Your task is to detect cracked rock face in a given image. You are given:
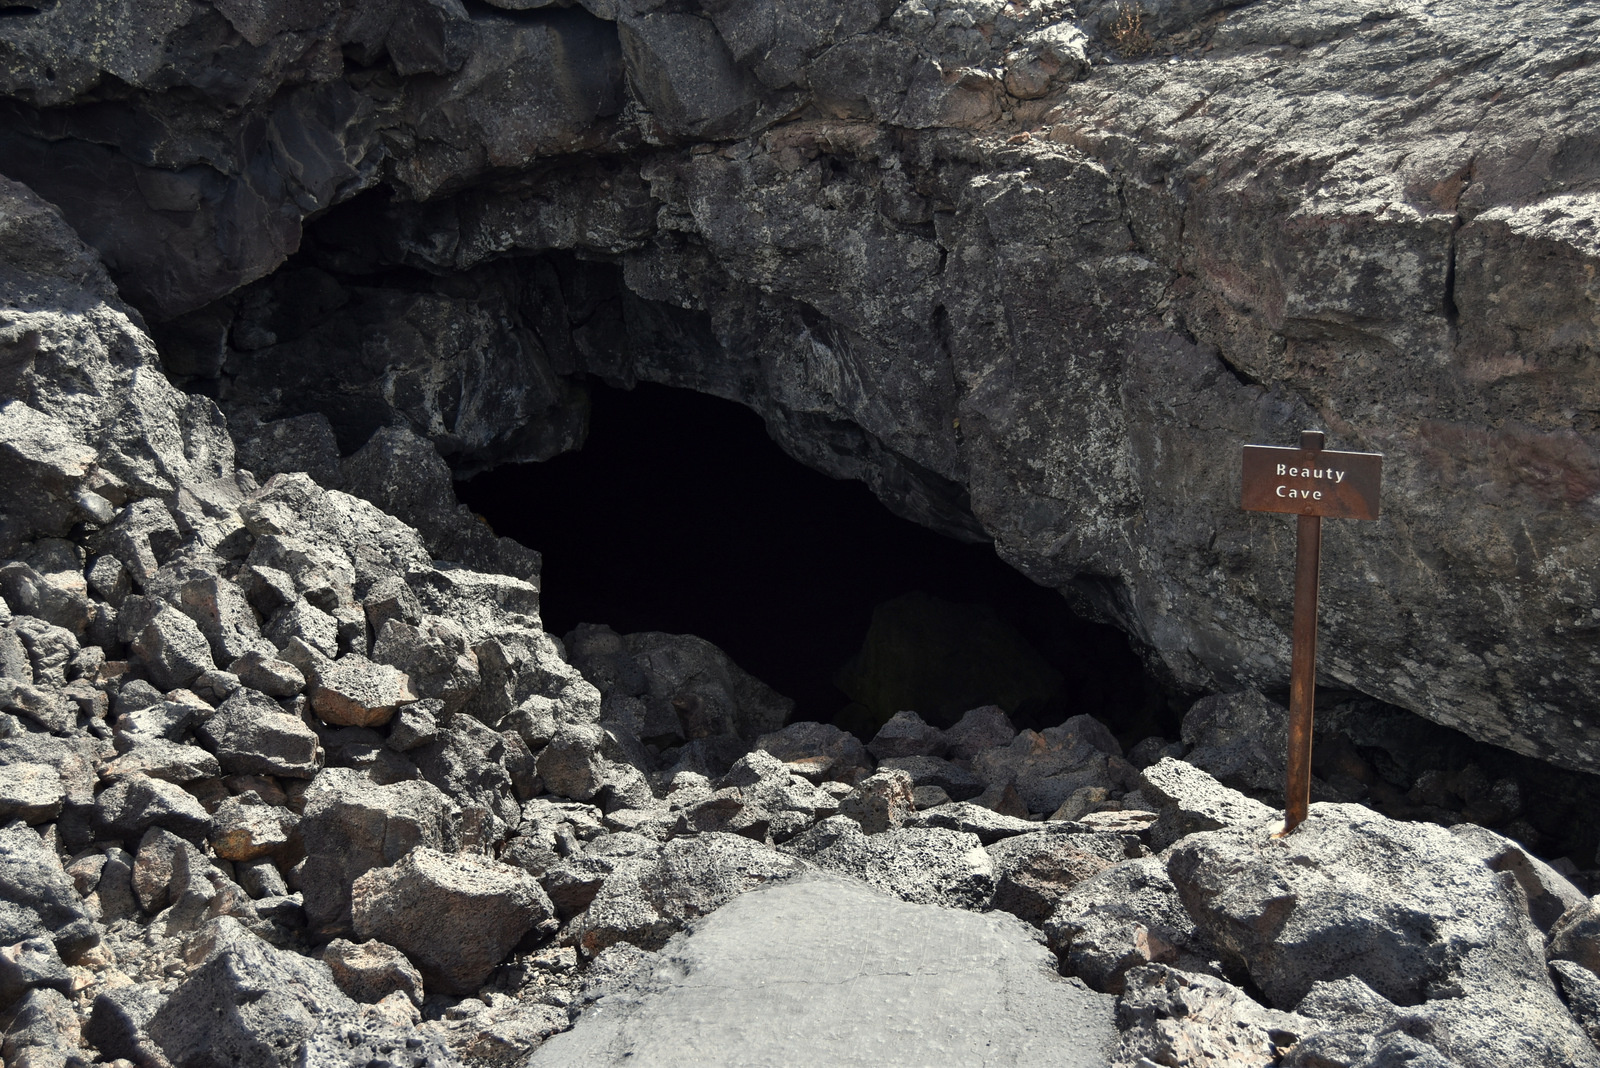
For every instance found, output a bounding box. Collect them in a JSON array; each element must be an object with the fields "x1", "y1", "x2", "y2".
[{"x1": 2, "y1": 0, "x2": 1595, "y2": 774}]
